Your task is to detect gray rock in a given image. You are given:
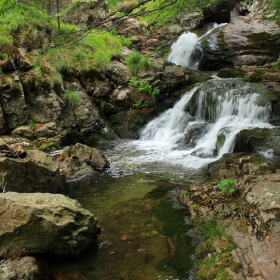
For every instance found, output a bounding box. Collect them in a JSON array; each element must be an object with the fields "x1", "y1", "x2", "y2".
[
  {"x1": 0, "y1": 192, "x2": 100, "y2": 258},
  {"x1": 58, "y1": 143, "x2": 110, "y2": 180},
  {"x1": 0, "y1": 74, "x2": 27, "y2": 134},
  {"x1": 0, "y1": 149, "x2": 64, "y2": 193},
  {"x1": 0, "y1": 256, "x2": 51, "y2": 280},
  {"x1": 199, "y1": 17, "x2": 280, "y2": 71}
]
